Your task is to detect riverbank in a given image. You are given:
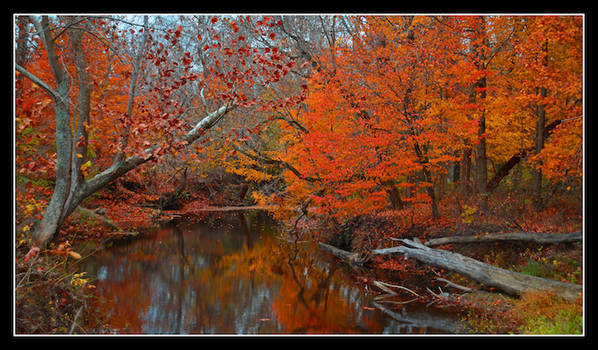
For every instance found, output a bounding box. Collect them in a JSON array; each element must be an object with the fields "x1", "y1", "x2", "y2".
[
  {"x1": 15, "y1": 186, "x2": 583, "y2": 334},
  {"x1": 14, "y1": 179, "x2": 273, "y2": 334},
  {"x1": 303, "y1": 202, "x2": 583, "y2": 335}
]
